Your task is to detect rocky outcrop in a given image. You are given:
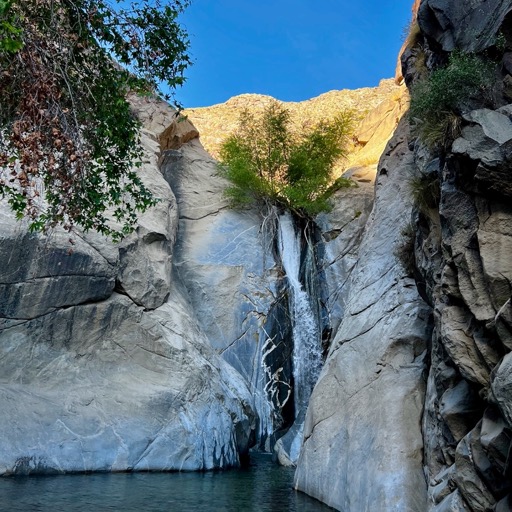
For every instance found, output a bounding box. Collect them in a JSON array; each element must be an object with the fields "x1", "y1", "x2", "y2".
[
  {"x1": 0, "y1": 97, "x2": 256, "y2": 475},
  {"x1": 0, "y1": 216, "x2": 116, "y2": 320},
  {"x1": 116, "y1": 133, "x2": 178, "y2": 310},
  {"x1": 0, "y1": 293, "x2": 254, "y2": 474},
  {"x1": 417, "y1": 105, "x2": 512, "y2": 510},
  {"x1": 395, "y1": 0, "x2": 421, "y2": 84},
  {"x1": 294, "y1": 119, "x2": 431, "y2": 510},
  {"x1": 417, "y1": 0, "x2": 512, "y2": 53},
  {"x1": 400, "y1": 3, "x2": 512, "y2": 509},
  {"x1": 315, "y1": 181, "x2": 375, "y2": 336},
  {"x1": 184, "y1": 80, "x2": 402, "y2": 170}
]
